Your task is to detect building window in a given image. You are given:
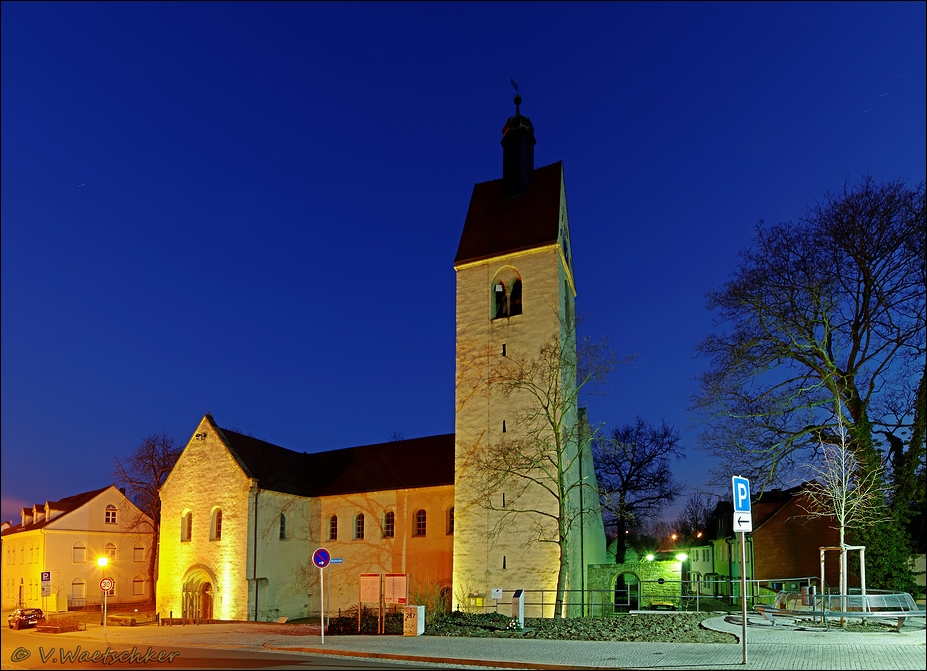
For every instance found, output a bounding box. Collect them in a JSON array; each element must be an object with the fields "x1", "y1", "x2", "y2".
[
  {"x1": 491, "y1": 268, "x2": 523, "y2": 320},
  {"x1": 414, "y1": 509, "x2": 426, "y2": 537},
  {"x1": 279, "y1": 514, "x2": 287, "y2": 540},
  {"x1": 329, "y1": 515, "x2": 338, "y2": 541},
  {"x1": 447, "y1": 507, "x2": 454, "y2": 535},
  {"x1": 493, "y1": 281, "x2": 508, "y2": 319},
  {"x1": 509, "y1": 278, "x2": 522, "y2": 315},
  {"x1": 134, "y1": 544, "x2": 145, "y2": 562},
  {"x1": 72, "y1": 542, "x2": 86, "y2": 563},
  {"x1": 132, "y1": 576, "x2": 145, "y2": 596},
  {"x1": 210, "y1": 509, "x2": 222, "y2": 541},
  {"x1": 71, "y1": 578, "x2": 85, "y2": 599},
  {"x1": 104, "y1": 580, "x2": 115, "y2": 597},
  {"x1": 384, "y1": 511, "x2": 395, "y2": 538},
  {"x1": 105, "y1": 543, "x2": 116, "y2": 561},
  {"x1": 355, "y1": 514, "x2": 365, "y2": 540},
  {"x1": 105, "y1": 504, "x2": 117, "y2": 525},
  {"x1": 181, "y1": 512, "x2": 192, "y2": 542}
]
